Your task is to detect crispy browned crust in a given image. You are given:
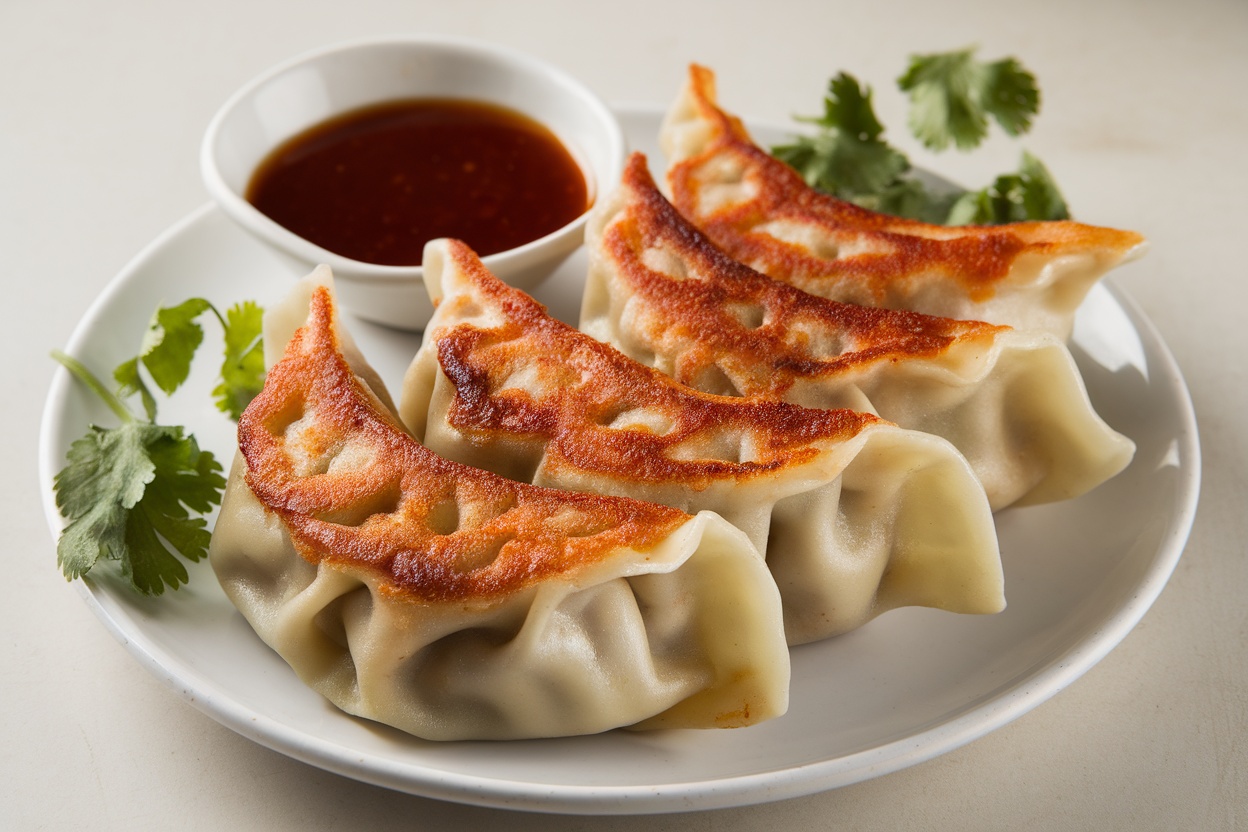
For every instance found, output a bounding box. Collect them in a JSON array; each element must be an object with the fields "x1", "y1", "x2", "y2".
[
  {"x1": 237, "y1": 285, "x2": 689, "y2": 602},
  {"x1": 601, "y1": 153, "x2": 1005, "y2": 397},
  {"x1": 433, "y1": 239, "x2": 881, "y2": 486},
  {"x1": 670, "y1": 64, "x2": 1145, "y2": 301}
]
